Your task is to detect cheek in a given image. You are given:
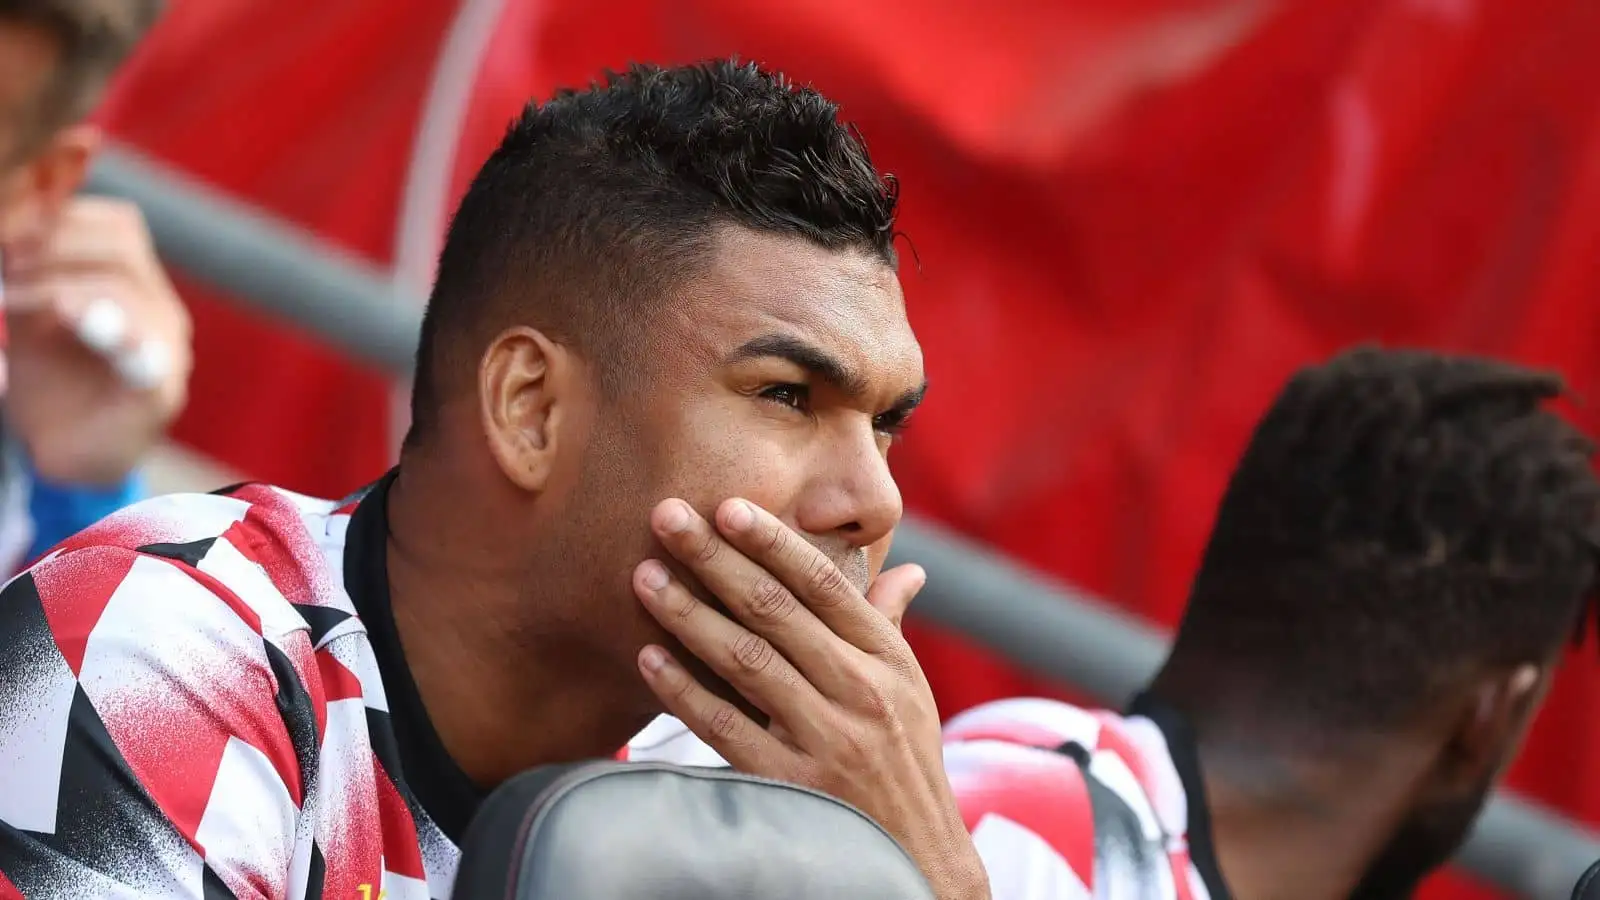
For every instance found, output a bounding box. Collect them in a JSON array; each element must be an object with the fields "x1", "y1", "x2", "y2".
[{"x1": 657, "y1": 409, "x2": 807, "y2": 516}]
